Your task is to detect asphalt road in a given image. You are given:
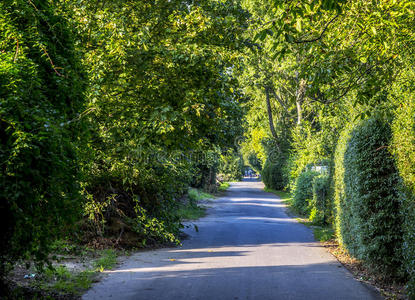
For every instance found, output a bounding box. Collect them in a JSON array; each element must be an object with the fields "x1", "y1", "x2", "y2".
[{"x1": 83, "y1": 179, "x2": 382, "y2": 300}]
